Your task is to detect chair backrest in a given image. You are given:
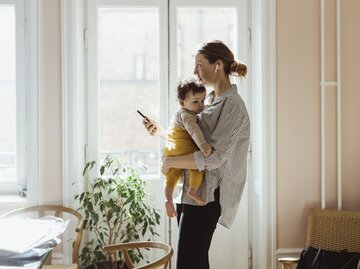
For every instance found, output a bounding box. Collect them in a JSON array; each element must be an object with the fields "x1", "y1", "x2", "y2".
[
  {"x1": 103, "y1": 241, "x2": 173, "y2": 269},
  {"x1": 0, "y1": 205, "x2": 83, "y2": 266},
  {"x1": 306, "y1": 208, "x2": 360, "y2": 252}
]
